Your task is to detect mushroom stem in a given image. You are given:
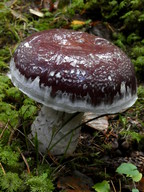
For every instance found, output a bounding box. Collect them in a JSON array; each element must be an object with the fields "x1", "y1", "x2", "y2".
[{"x1": 31, "y1": 106, "x2": 84, "y2": 155}]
